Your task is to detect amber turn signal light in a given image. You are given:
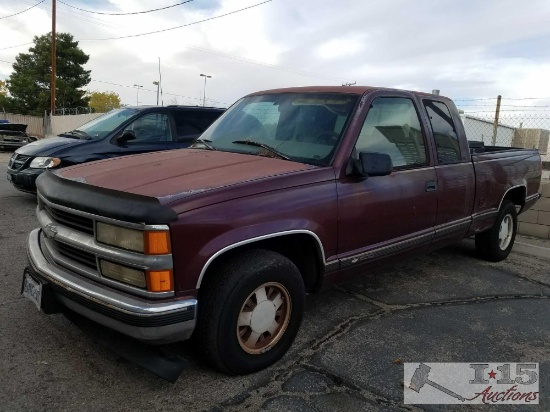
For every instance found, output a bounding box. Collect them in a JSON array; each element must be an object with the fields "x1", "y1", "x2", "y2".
[
  {"x1": 147, "y1": 270, "x2": 173, "y2": 292},
  {"x1": 144, "y1": 231, "x2": 171, "y2": 255}
]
